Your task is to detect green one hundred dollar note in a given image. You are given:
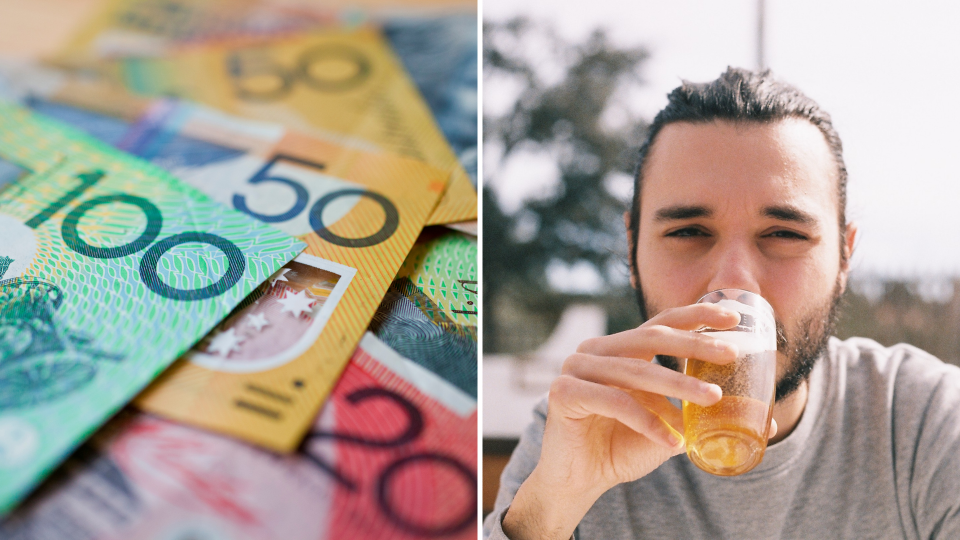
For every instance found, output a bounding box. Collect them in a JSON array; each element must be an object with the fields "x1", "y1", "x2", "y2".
[
  {"x1": 370, "y1": 229, "x2": 477, "y2": 398},
  {"x1": 0, "y1": 101, "x2": 305, "y2": 514}
]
